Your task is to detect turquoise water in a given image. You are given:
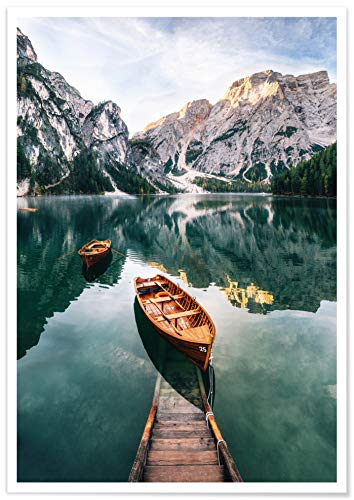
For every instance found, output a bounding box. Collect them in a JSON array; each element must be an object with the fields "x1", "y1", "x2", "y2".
[{"x1": 17, "y1": 194, "x2": 336, "y2": 482}]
